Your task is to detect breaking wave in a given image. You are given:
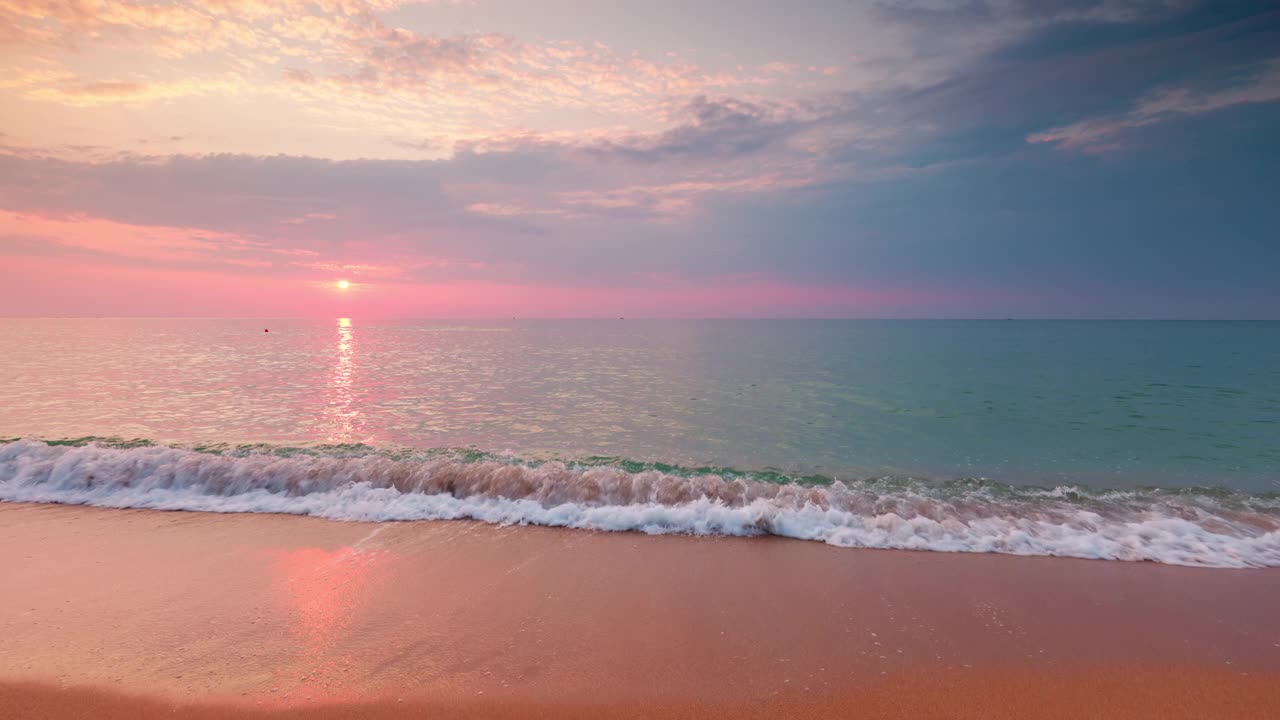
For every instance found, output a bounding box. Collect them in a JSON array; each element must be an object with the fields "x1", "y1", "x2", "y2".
[{"x1": 1, "y1": 438, "x2": 1277, "y2": 568}]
